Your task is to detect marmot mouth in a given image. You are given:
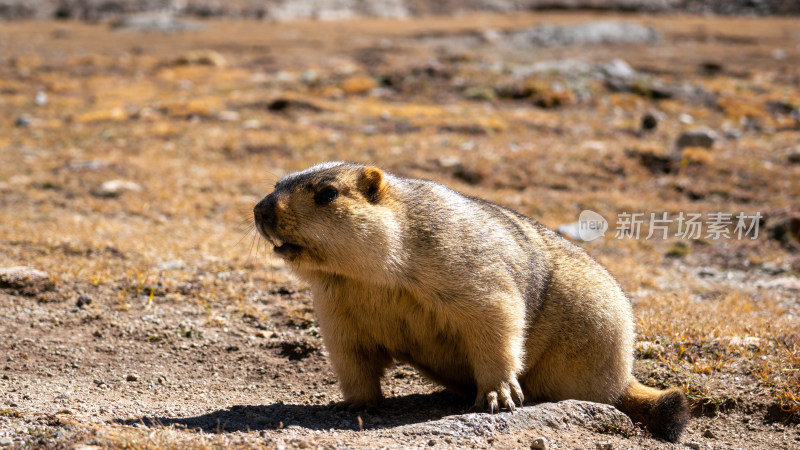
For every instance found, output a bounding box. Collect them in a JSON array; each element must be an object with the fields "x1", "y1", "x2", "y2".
[{"x1": 274, "y1": 242, "x2": 303, "y2": 256}]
